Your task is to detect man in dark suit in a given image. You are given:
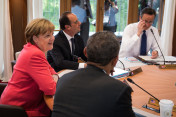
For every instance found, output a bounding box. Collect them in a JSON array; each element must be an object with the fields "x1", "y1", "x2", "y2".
[
  {"x1": 47, "y1": 12, "x2": 87, "y2": 72},
  {"x1": 52, "y1": 31, "x2": 135, "y2": 117}
]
